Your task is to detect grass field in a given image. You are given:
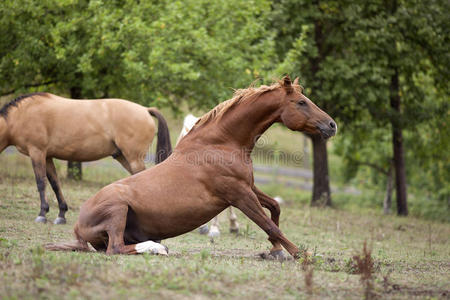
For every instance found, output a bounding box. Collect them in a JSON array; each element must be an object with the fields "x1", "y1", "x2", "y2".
[{"x1": 0, "y1": 151, "x2": 449, "y2": 299}]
